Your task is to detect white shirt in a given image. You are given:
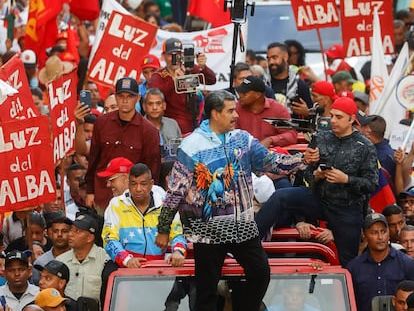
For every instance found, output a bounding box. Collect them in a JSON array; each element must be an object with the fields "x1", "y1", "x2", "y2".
[{"x1": 0, "y1": 283, "x2": 39, "y2": 311}]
